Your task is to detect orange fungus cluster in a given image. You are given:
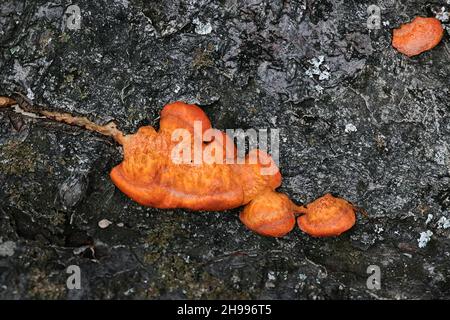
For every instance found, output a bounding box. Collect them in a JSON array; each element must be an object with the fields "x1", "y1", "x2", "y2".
[
  {"x1": 392, "y1": 17, "x2": 444, "y2": 57},
  {"x1": 110, "y1": 101, "x2": 358, "y2": 238}
]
